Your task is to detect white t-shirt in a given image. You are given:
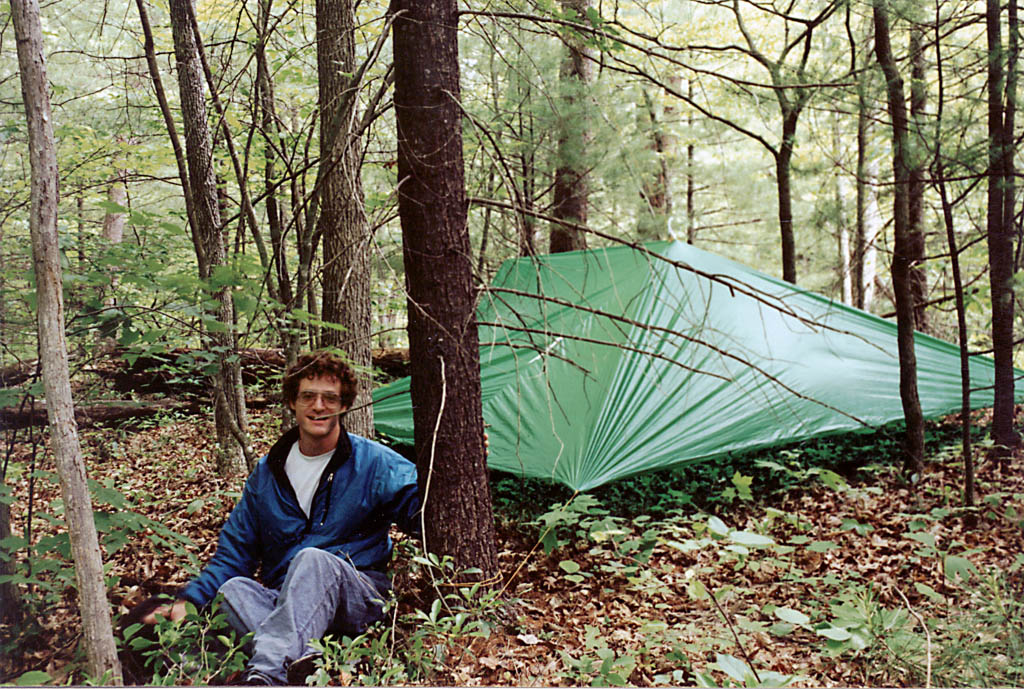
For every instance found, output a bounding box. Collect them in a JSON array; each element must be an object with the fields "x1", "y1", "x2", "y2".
[{"x1": 284, "y1": 441, "x2": 333, "y2": 518}]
